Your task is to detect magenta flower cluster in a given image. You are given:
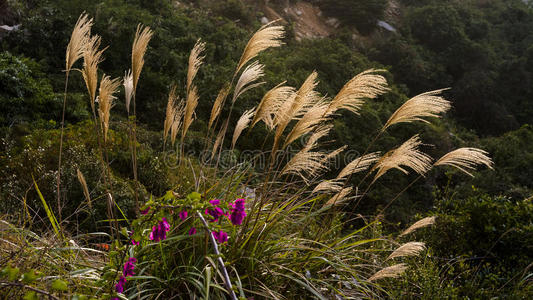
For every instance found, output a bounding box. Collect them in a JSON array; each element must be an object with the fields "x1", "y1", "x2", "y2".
[
  {"x1": 114, "y1": 257, "x2": 137, "y2": 296},
  {"x1": 229, "y1": 199, "x2": 247, "y2": 226},
  {"x1": 149, "y1": 217, "x2": 170, "y2": 242}
]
